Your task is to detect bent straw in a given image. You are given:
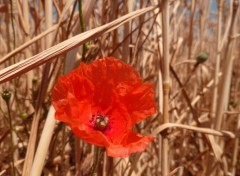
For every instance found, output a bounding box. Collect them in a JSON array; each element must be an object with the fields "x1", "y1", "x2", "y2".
[{"x1": 152, "y1": 123, "x2": 237, "y2": 139}]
